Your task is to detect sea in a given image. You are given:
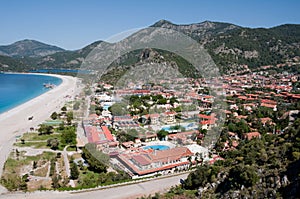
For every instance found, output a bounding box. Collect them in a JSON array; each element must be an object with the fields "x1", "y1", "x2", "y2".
[{"x1": 0, "y1": 73, "x2": 62, "y2": 114}]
